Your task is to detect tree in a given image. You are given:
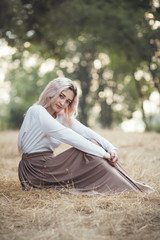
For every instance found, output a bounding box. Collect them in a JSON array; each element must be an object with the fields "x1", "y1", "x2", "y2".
[
  {"x1": 0, "y1": 0, "x2": 159, "y2": 128},
  {"x1": 4, "y1": 52, "x2": 58, "y2": 128}
]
